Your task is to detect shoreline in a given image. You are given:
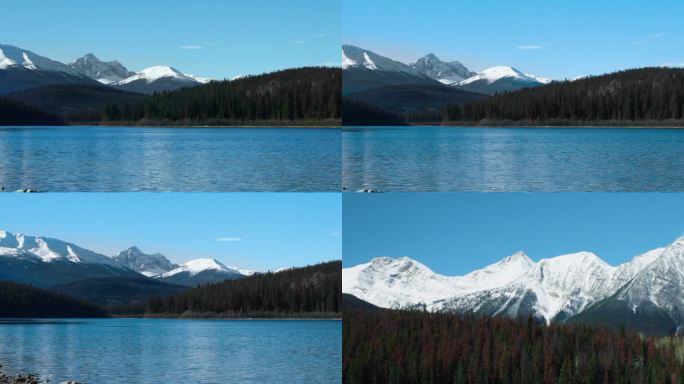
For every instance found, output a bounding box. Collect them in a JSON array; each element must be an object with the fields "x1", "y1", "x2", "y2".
[
  {"x1": 111, "y1": 313, "x2": 341, "y2": 320},
  {"x1": 0, "y1": 124, "x2": 342, "y2": 129},
  {"x1": 69, "y1": 120, "x2": 341, "y2": 128},
  {"x1": 0, "y1": 368, "x2": 45, "y2": 384},
  {"x1": 405, "y1": 121, "x2": 684, "y2": 128}
]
